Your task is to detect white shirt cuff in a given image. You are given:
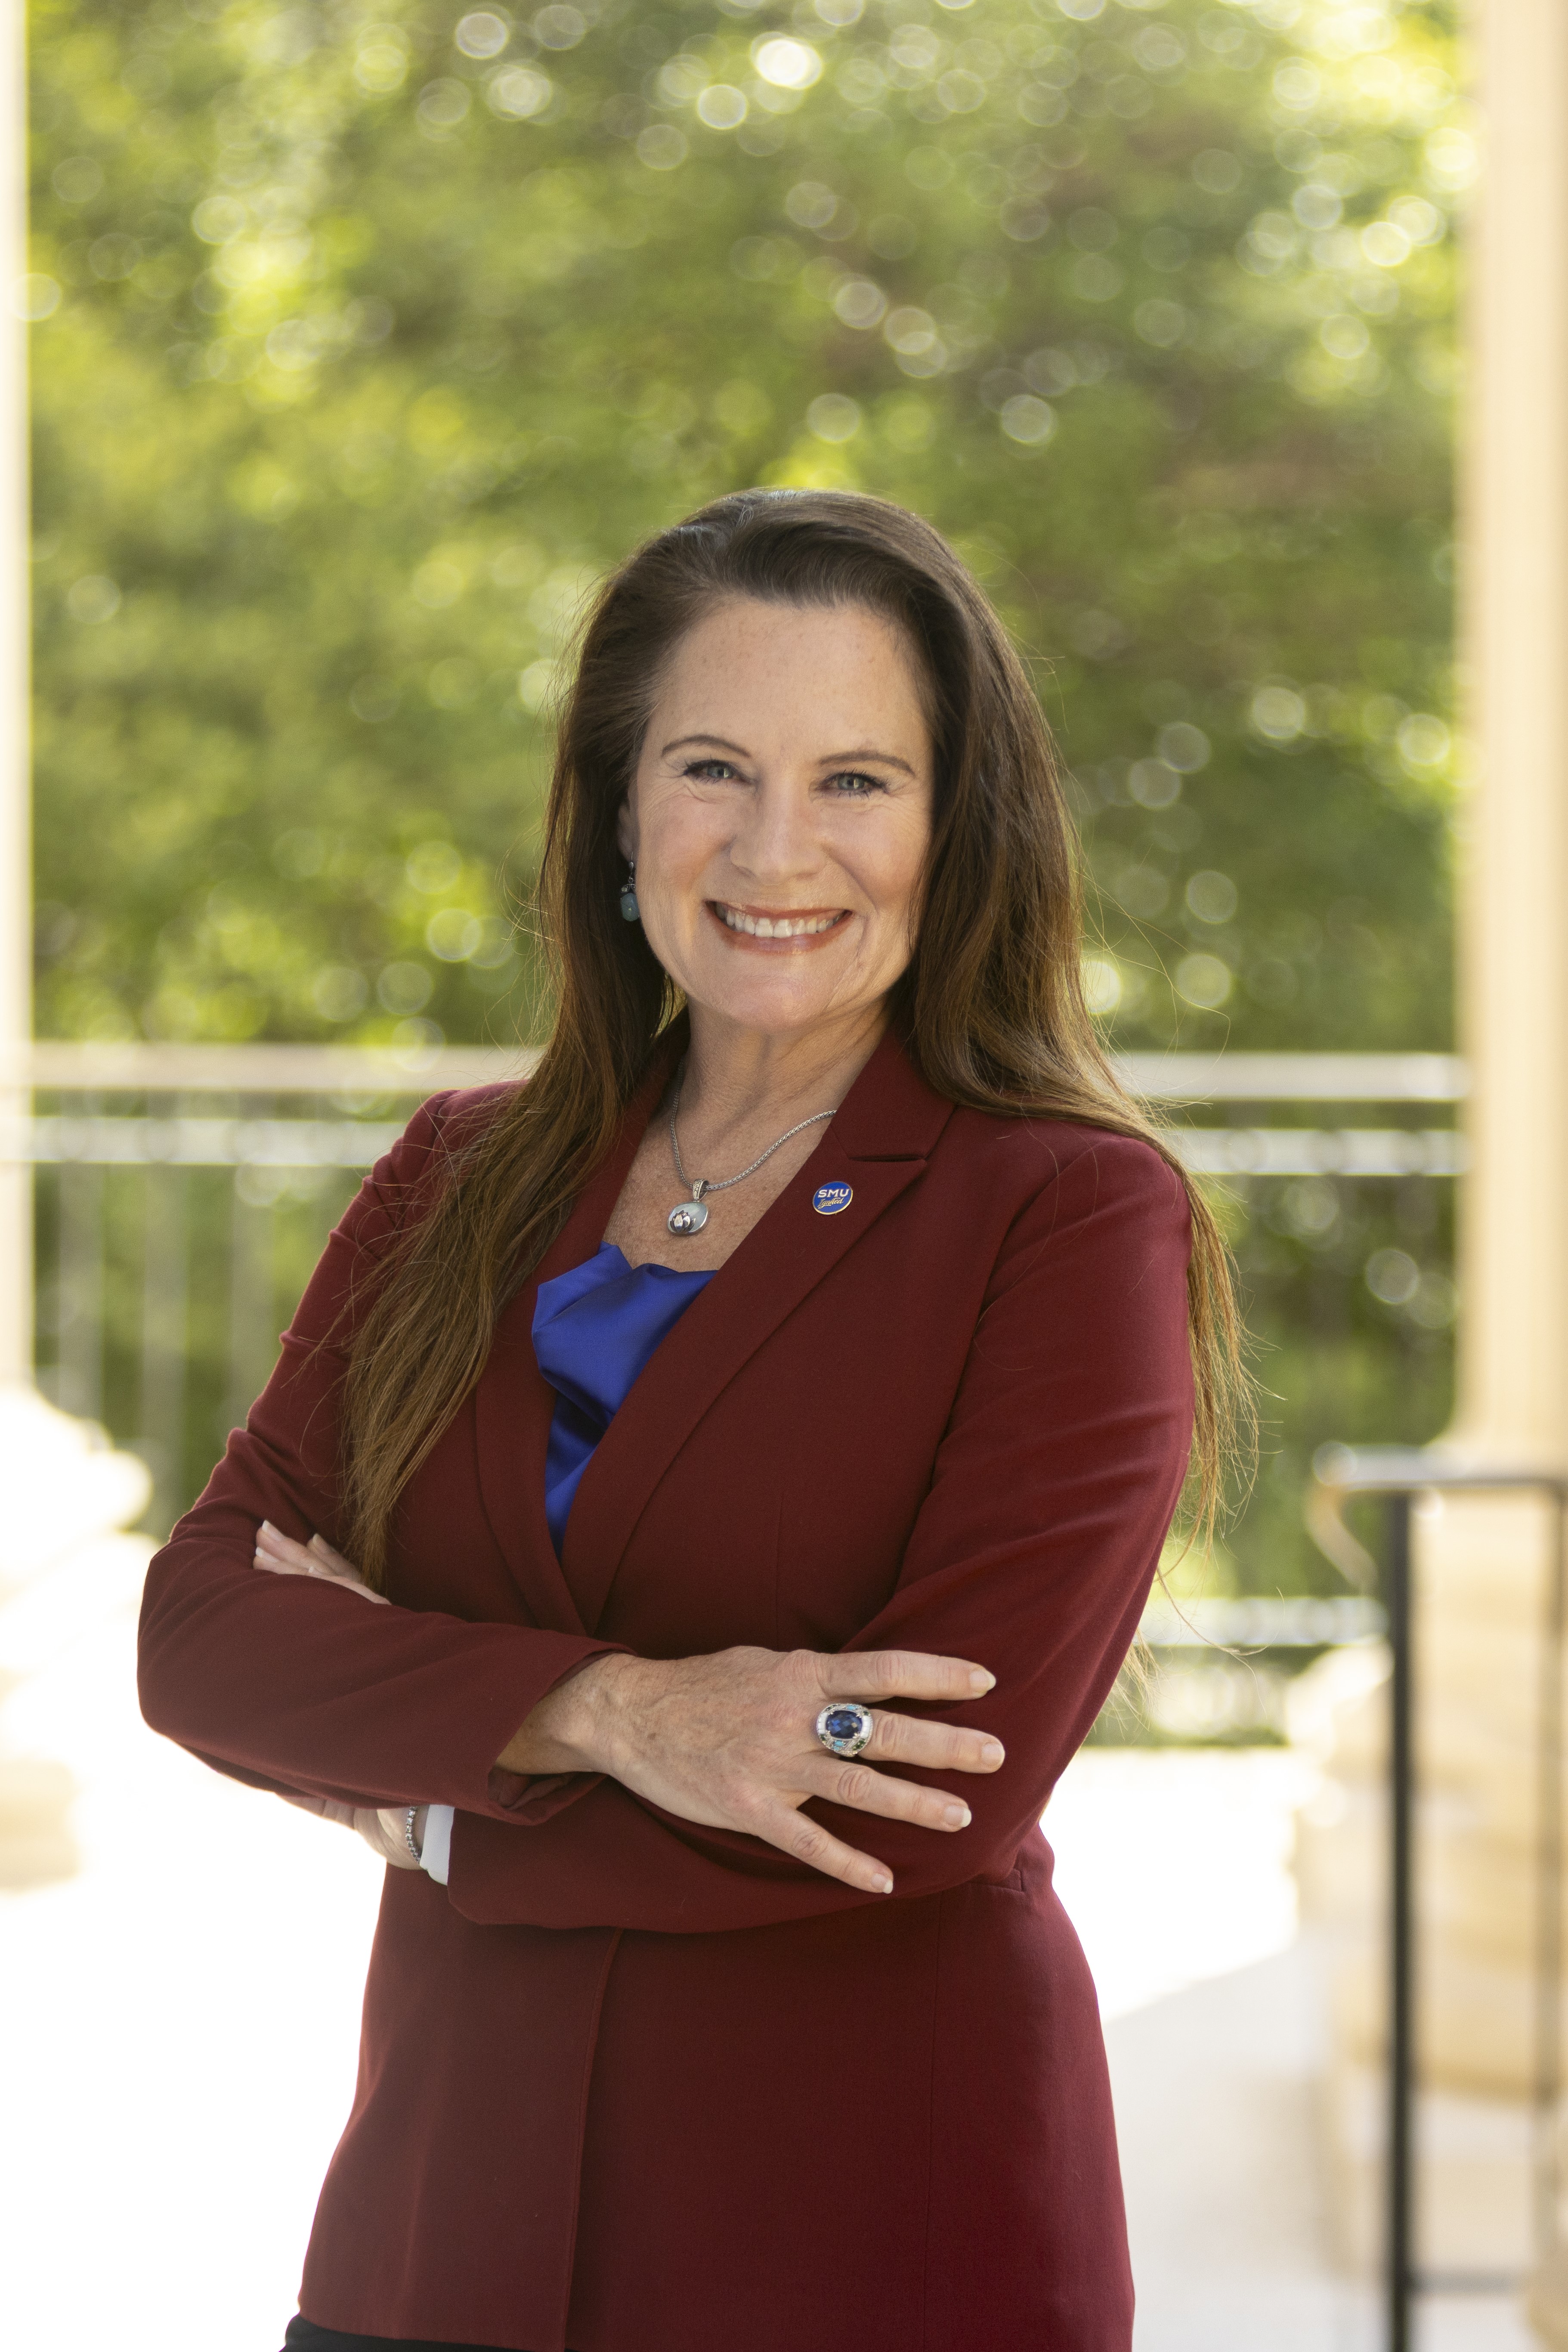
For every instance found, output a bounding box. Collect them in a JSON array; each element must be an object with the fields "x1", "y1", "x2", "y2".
[{"x1": 421, "y1": 1803, "x2": 453, "y2": 1886}]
